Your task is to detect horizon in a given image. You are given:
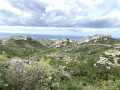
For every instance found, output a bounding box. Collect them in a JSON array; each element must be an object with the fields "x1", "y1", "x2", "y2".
[{"x1": 0, "y1": 32, "x2": 119, "y2": 39}]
